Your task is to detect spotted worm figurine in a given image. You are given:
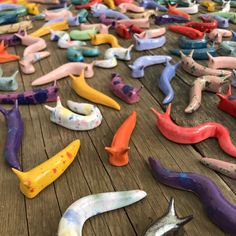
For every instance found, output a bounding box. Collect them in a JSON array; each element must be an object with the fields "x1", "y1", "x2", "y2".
[
  {"x1": 0, "y1": 68, "x2": 18, "y2": 91},
  {"x1": 201, "y1": 158, "x2": 236, "y2": 180},
  {"x1": 185, "y1": 75, "x2": 229, "y2": 113},
  {"x1": 149, "y1": 157, "x2": 236, "y2": 235},
  {"x1": 143, "y1": 198, "x2": 193, "y2": 236},
  {"x1": 45, "y1": 97, "x2": 102, "y2": 131},
  {"x1": 151, "y1": 104, "x2": 236, "y2": 158},
  {"x1": 0, "y1": 100, "x2": 23, "y2": 170},
  {"x1": 58, "y1": 190, "x2": 147, "y2": 236}
]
